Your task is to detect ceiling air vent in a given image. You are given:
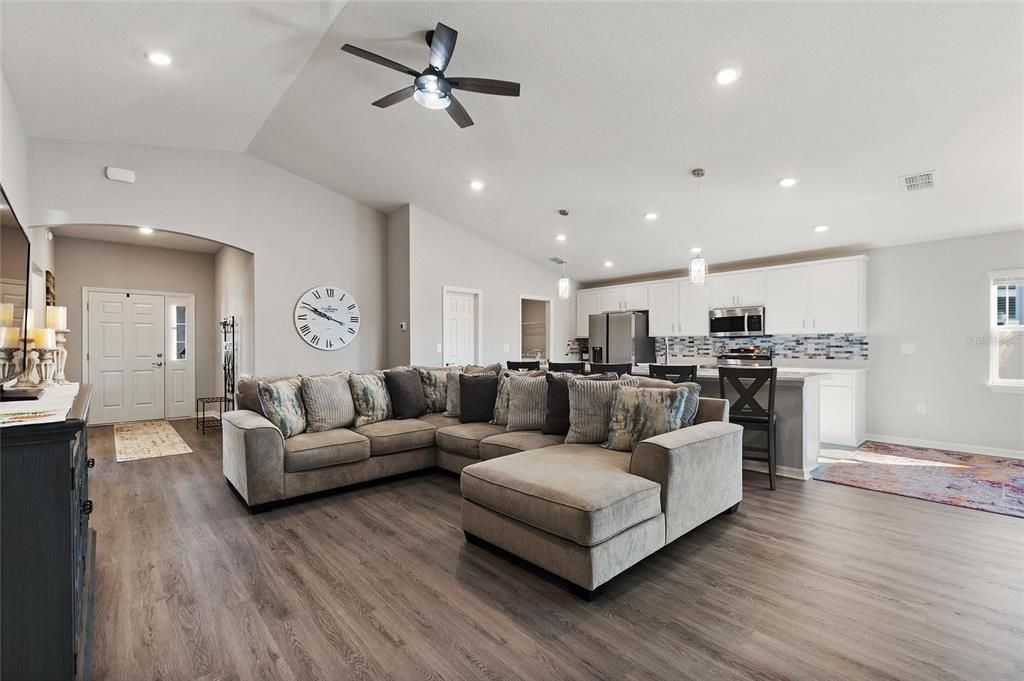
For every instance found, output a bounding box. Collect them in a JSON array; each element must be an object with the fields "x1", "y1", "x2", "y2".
[
  {"x1": 549, "y1": 256, "x2": 567, "y2": 265},
  {"x1": 900, "y1": 170, "x2": 935, "y2": 192}
]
